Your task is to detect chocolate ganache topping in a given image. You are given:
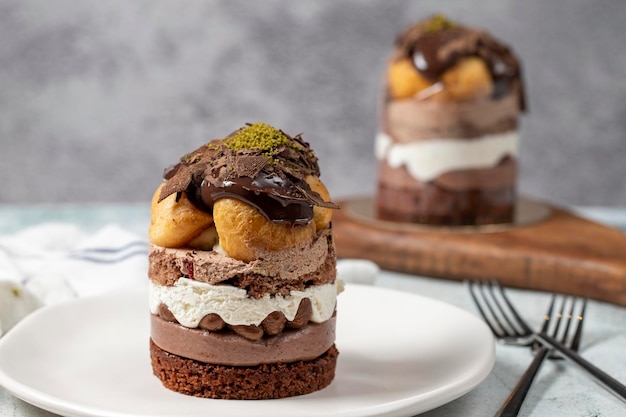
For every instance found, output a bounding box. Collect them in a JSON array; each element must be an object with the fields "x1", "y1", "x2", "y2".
[
  {"x1": 395, "y1": 14, "x2": 526, "y2": 109},
  {"x1": 159, "y1": 123, "x2": 338, "y2": 225}
]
